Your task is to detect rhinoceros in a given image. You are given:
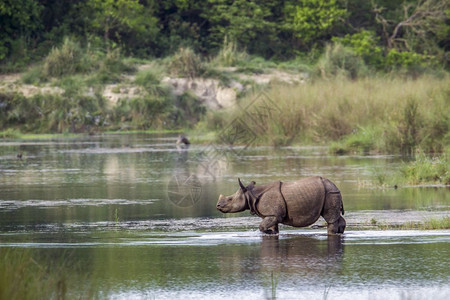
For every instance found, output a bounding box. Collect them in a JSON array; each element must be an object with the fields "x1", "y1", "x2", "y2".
[{"x1": 216, "y1": 177, "x2": 346, "y2": 235}]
